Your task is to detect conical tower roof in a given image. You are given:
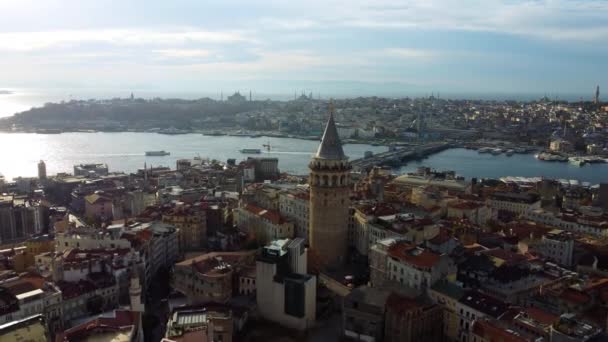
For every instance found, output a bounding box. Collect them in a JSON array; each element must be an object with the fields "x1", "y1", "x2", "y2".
[{"x1": 315, "y1": 105, "x2": 346, "y2": 160}]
